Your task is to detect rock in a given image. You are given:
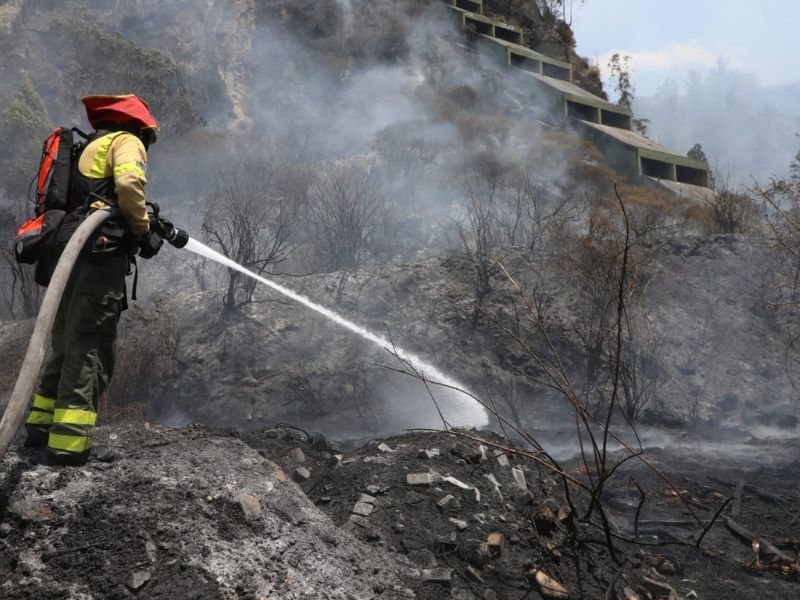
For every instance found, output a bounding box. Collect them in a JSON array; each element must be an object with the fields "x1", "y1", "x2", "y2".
[
  {"x1": 557, "y1": 506, "x2": 571, "y2": 523},
  {"x1": 530, "y1": 570, "x2": 569, "y2": 599},
  {"x1": 352, "y1": 502, "x2": 374, "y2": 517},
  {"x1": 532, "y1": 505, "x2": 559, "y2": 535},
  {"x1": 437, "y1": 532, "x2": 459, "y2": 552},
  {"x1": 358, "y1": 493, "x2": 377, "y2": 505},
  {"x1": 644, "y1": 554, "x2": 681, "y2": 576},
  {"x1": 494, "y1": 451, "x2": 510, "y2": 468},
  {"x1": 366, "y1": 530, "x2": 381, "y2": 542},
  {"x1": 407, "y1": 473, "x2": 433, "y2": 486},
  {"x1": 436, "y1": 495, "x2": 461, "y2": 511},
  {"x1": 366, "y1": 485, "x2": 385, "y2": 495},
  {"x1": 293, "y1": 467, "x2": 311, "y2": 482},
  {"x1": 319, "y1": 496, "x2": 332, "y2": 504},
  {"x1": 377, "y1": 443, "x2": 394, "y2": 453},
  {"x1": 486, "y1": 532, "x2": 504, "y2": 558},
  {"x1": 127, "y1": 570, "x2": 151, "y2": 591},
  {"x1": 515, "y1": 490, "x2": 535, "y2": 507},
  {"x1": 511, "y1": 467, "x2": 527, "y2": 490},
  {"x1": 448, "y1": 517, "x2": 468, "y2": 530},
  {"x1": 465, "y1": 565, "x2": 484, "y2": 584},
  {"x1": 239, "y1": 493, "x2": 262, "y2": 522},
  {"x1": 622, "y1": 587, "x2": 640, "y2": 600},
  {"x1": 543, "y1": 541, "x2": 561, "y2": 562},
  {"x1": 288, "y1": 447, "x2": 305, "y2": 463},
  {"x1": 484, "y1": 473, "x2": 501, "y2": 488},
  {"x1": 310, "y1": 434, "x2": 337, "y2": 453},
  {"x1": 421, "y1": 568, "x2": 453, "y2": 586},
  {"x1": 348, "y1": 514, "x2": 371, "y2": 528},
  {"x1": 10, "y1": 499, "x2": 56, "y2": 522},
  {"x1": 443, "y1": 476, "x2": 470, "y2": 490},
  {"x1": 461, "y1": 540, "x2": 491, "y2": 568},
  {"x1": 686, "y1": 591, "x2": 698, "y2": 599},
  {"x1": 641, "y1": 576, "x2": 678, "y2": 599},
  {"x1": 392, "y1": 522, "x2": 406, "y2": 534},
  {"x1": 451, "y1": 443, "x2": 482, "y2": 464},
  {"x1": 418, "y1": 448, "x2": 440, "y2": 459}
]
